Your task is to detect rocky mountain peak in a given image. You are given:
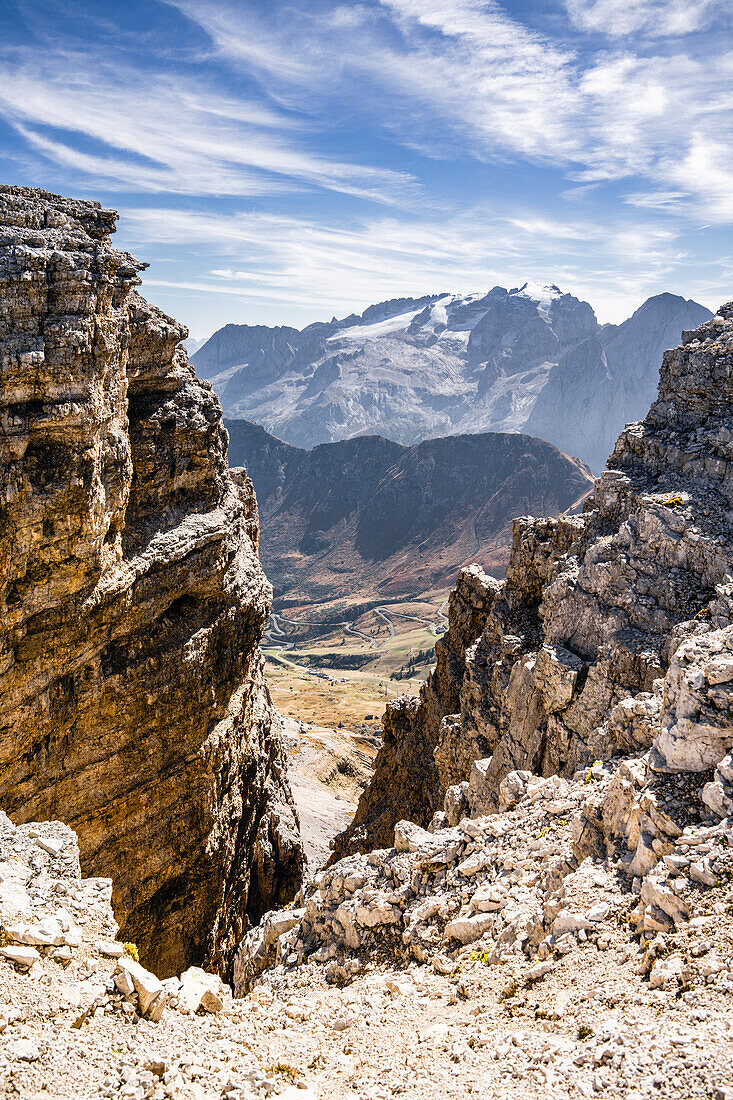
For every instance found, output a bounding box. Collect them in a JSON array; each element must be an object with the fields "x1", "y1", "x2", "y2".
[
  {"x1": 194, "y1": 284, "x2": 710, "y2": 470},
  {"x1": 226, "y1": 305, "x2": 733, "y2": 1086},
  {"x1": 1, "y1": 191, "x2": 732, "y2": 1094}
]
